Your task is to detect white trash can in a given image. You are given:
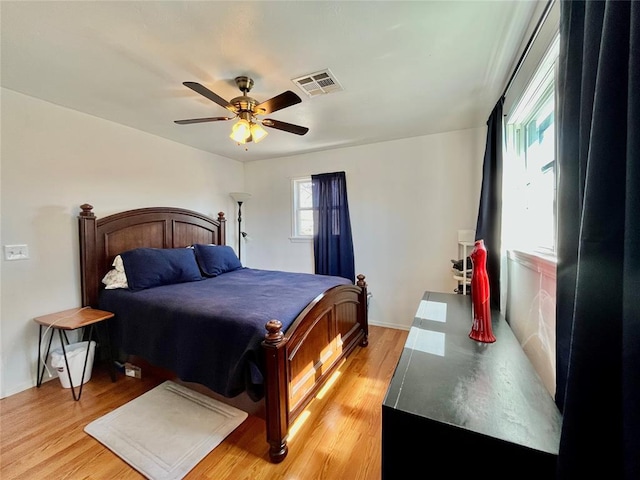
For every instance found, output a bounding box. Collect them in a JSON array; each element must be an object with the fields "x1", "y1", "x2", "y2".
[{"x1": 50, "y1": 340, "x2": 96, "y2": 388}]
